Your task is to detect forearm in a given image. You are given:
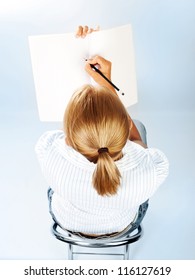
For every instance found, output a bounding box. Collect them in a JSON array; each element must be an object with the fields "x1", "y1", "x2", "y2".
[
  {"x1": 106, "y1": 84, "x2": 118, "y2": 95},
  {"x1": 128, "y1": 117, "x2": 147, "y2": 148}
]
